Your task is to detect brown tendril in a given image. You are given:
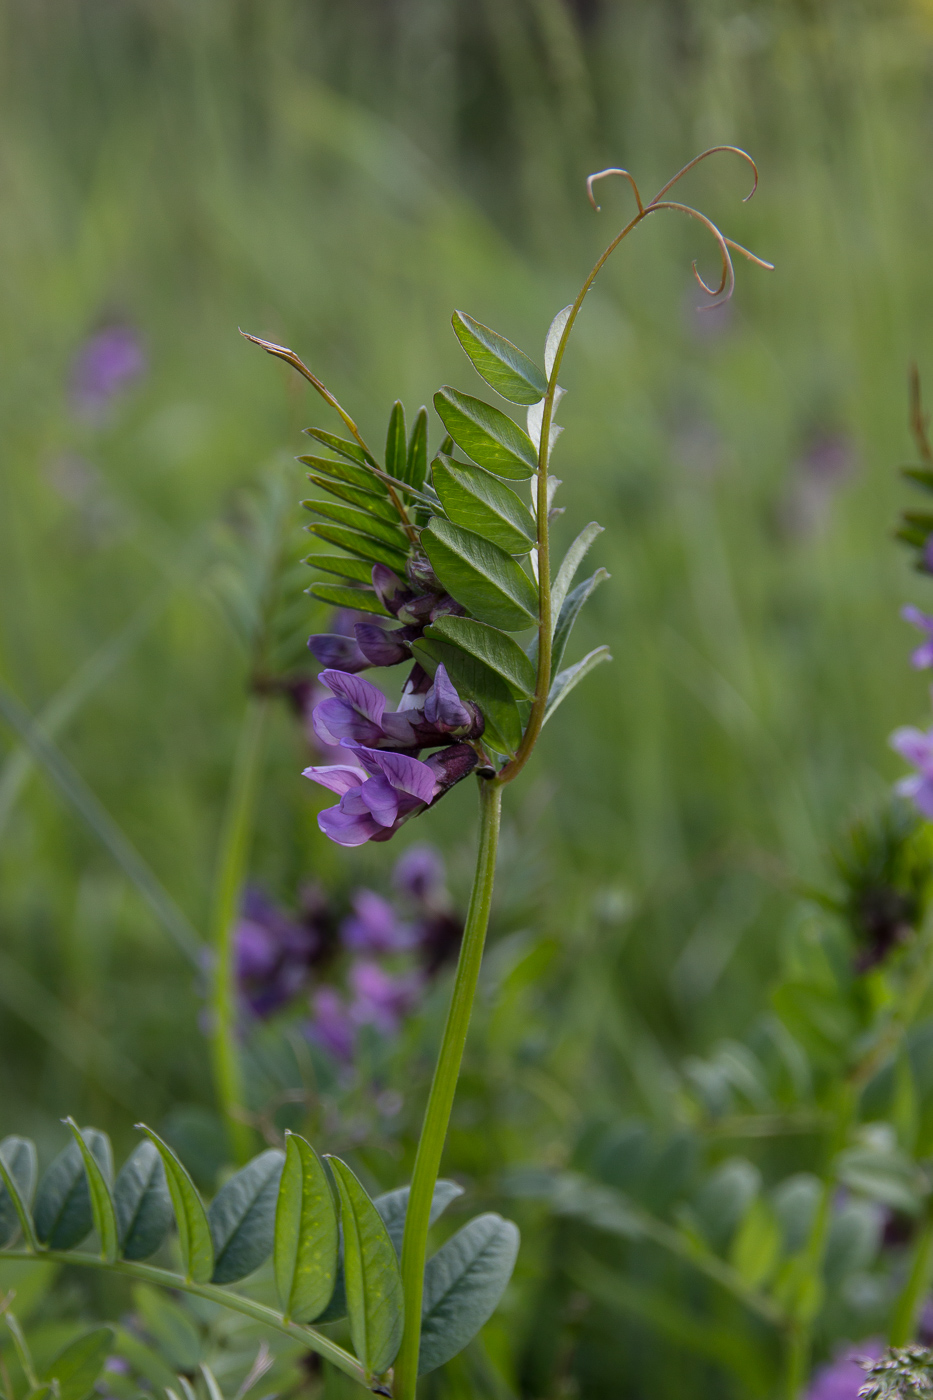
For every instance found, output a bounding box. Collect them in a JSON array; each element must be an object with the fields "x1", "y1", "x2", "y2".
[
  {"x1": 649, "y1": 144, "x2": 760, "y2": 205},
  {"x1": 587, "y1": 167, "x2": 644, "y2": 215}
]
